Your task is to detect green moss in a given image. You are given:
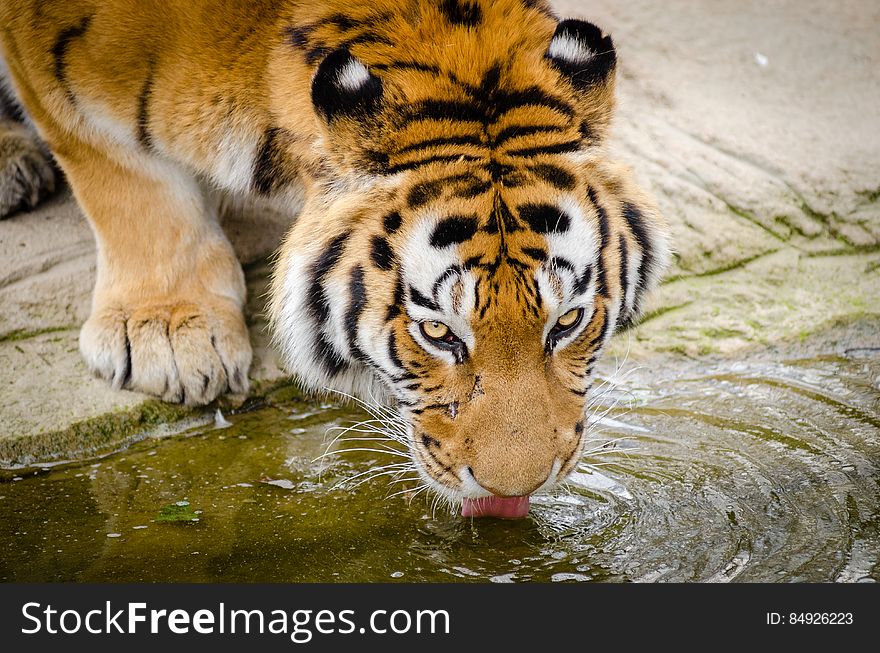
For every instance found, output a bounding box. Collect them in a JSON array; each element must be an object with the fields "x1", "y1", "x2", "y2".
[
  {"x1": 699, "y1": 327, "x2": 744, "y2": 339},
  {"x1": 261, "y1": 379, "x2": 307, "y2": 404},
  {"x1": 637, "y1": 301, "x2": 693, "y2": 325},
  {"x1": 661, "y1": 248, "x2": 780, "y2": 284},
  {"x1": 805, "y1": 244, "x2": 880, "y2": 258},
  {"x1": 0, "y1": 325, "x2": 74, "y2": 342},
  {"x1": 726, "y1": 204, "x2": 789, "y2": 243},
  {"x1": 0, "y1": 399, "x2": 201, "y2": 467},
  {"x1": 856, "y1": 187, "x2": 880, "y2": 203}
]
